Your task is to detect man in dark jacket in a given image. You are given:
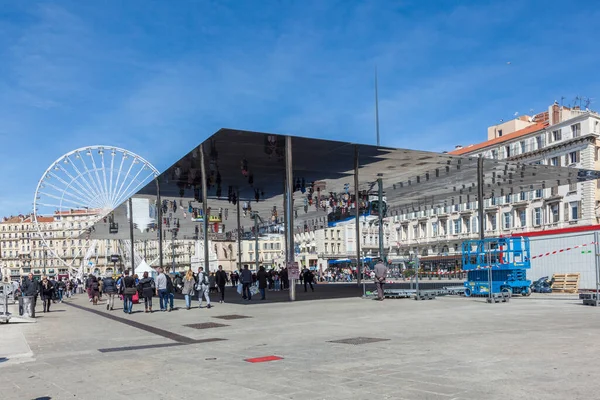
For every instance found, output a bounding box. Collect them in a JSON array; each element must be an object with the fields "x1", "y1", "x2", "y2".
[
  {"x1": 103, "y1": 274, "x2": 118, "y2": 311},
  {"x1": 303, "y1": 268, "x2": 315, "y2": 292},
  {"x1": 257, "y1": 266, "x2": 268, "y2": 300},
  {"x1": 373, "y1": 259, "x2": 387, "y2": 301},
  {"x1": 21, "y1": 273, "x2": 38, "y2": 317},
  {"x1": 240, "y1": 265, "x2": 253, "y2": 301},
  {"x1": 215, "y1": 265, "x2": 228, "y2": 304}
]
